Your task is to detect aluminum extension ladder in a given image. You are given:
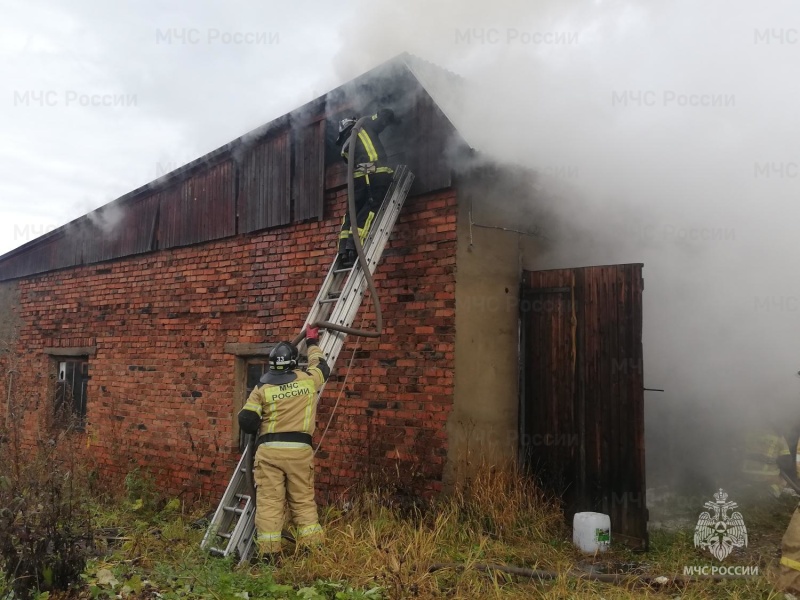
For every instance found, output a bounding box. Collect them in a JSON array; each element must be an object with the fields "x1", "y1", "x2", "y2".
[{"x1": 201, "y1": 165, "x2": 415, "y2": 565}]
